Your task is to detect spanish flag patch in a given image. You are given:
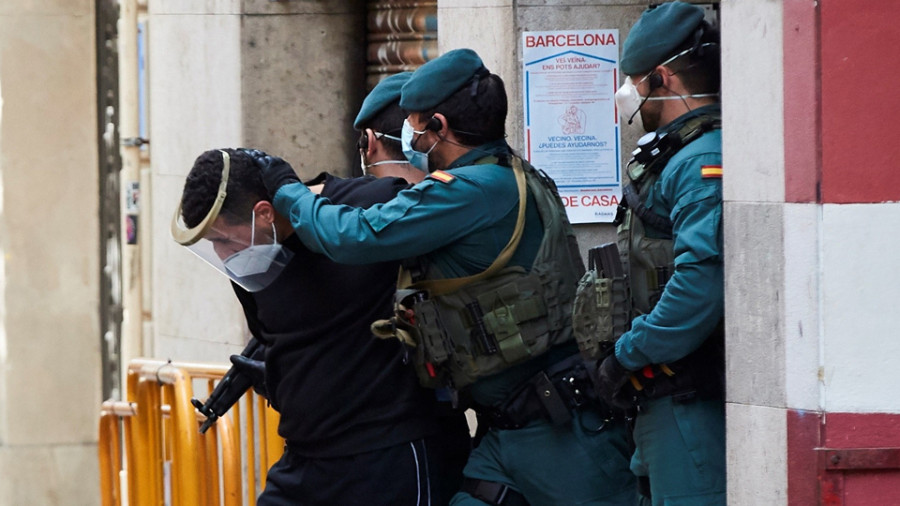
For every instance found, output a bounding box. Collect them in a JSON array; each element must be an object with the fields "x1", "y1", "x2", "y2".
[
  {"x1": 429, "y1": 170, "x2": 456, "y2": 183},
  {"x1": 701, "y1": 165, "x2": 723, "y2": 179}
]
